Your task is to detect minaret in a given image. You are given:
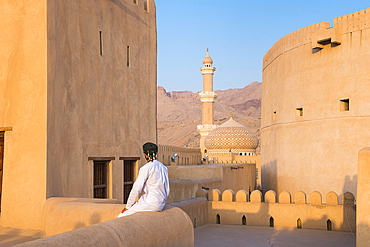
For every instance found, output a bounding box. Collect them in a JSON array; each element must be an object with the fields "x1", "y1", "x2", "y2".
[{"x1": 197, "y1": 48, "x2": 218, "y2": 156}]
